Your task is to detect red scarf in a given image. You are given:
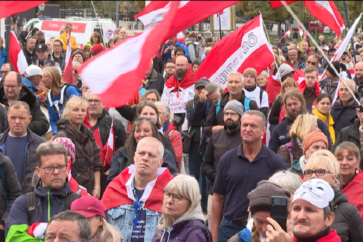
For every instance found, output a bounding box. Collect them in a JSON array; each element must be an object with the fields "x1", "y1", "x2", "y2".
[
  {"x1": 165, "y1": 67, "x2": 197, "y2": 92},
  {"x1": 298, "y1": 80, "x2": 321, "y2": 97},
  {"x1": 342, "y1": 170, "x2": 363, "y2": 221},
  {"x1": 101, "y1": 165, "x2": 173, "y2": 212},
  {"x1": 293, "y1": 230, "x2": 341, "y2": 242}
]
